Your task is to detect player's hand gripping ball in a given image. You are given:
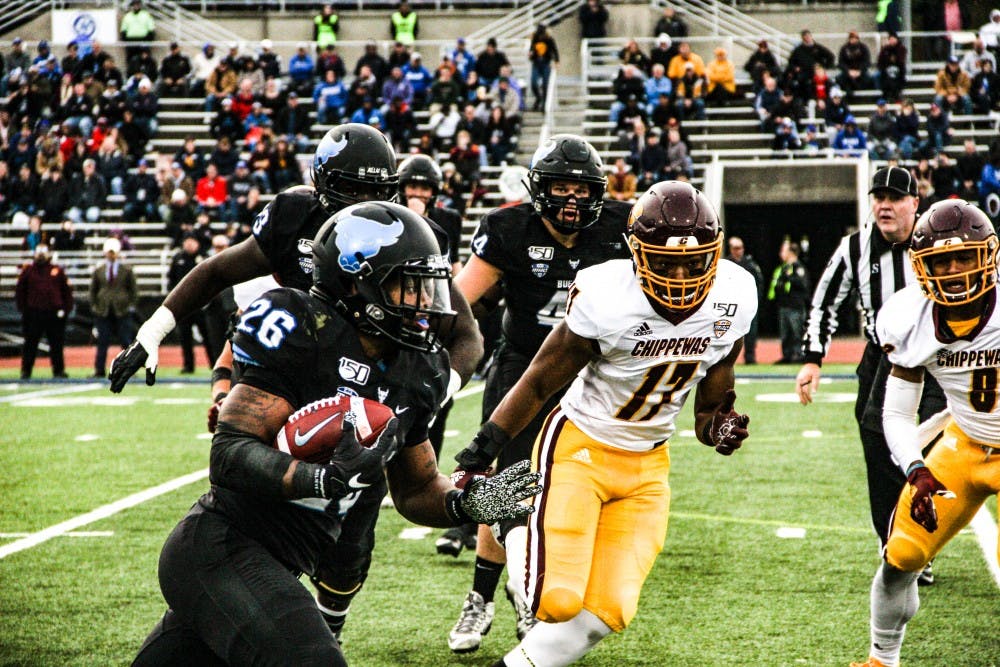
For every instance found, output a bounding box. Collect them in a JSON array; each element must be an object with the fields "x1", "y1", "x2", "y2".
[{"x1": 274, "y1": 395, "x2": 396, "y2": 463}]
